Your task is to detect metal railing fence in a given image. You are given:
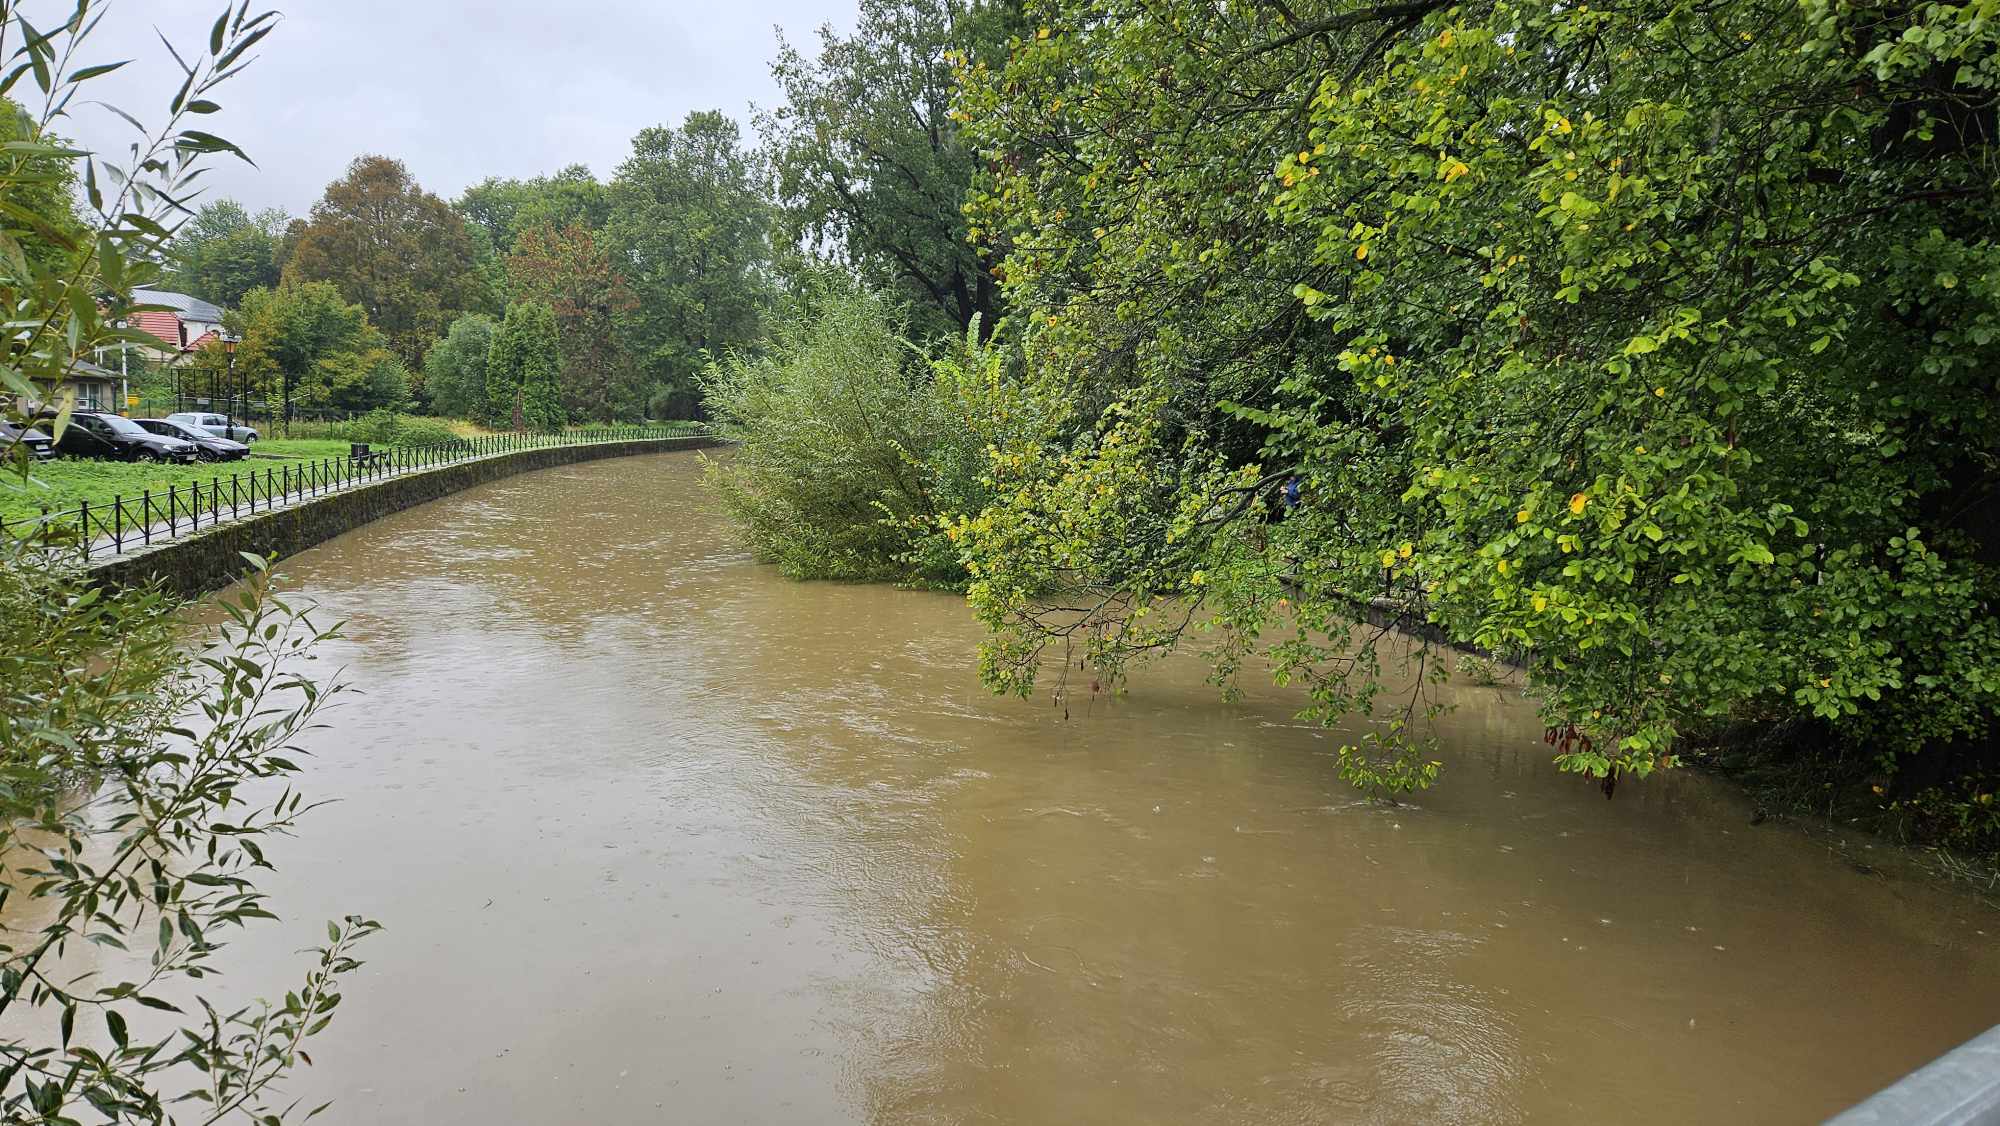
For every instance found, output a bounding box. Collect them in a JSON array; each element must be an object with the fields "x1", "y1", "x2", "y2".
[{"x1": 3, "y1": 424, "x2": 707, "y2": 564}]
